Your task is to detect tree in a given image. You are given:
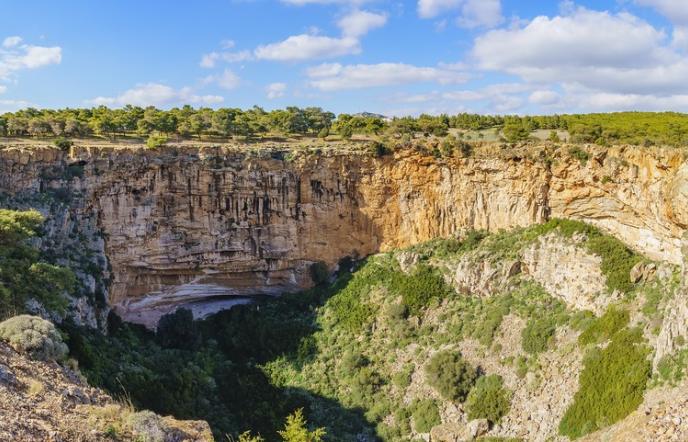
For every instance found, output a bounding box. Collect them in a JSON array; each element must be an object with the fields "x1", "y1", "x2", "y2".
[
  {"x1": 425, "y1": 351, "x2": 478, "y2": 401},
  {"x1": 156, "y1": 308, "x2": 198, "y2": 349},
  {"x1": 277, "y1": 409, "x2": 326, "y2": 442},
  {"x1": 502, "y1": 119, "x2": 531, "y2": 142}
]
